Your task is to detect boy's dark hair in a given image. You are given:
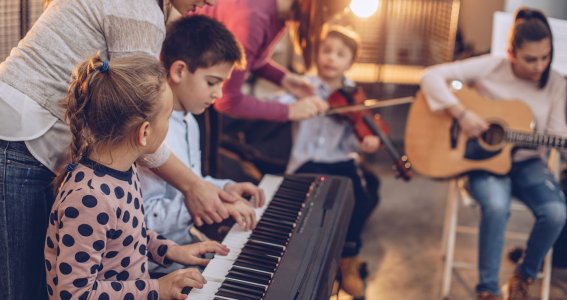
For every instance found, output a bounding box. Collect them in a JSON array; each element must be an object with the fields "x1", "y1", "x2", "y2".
[
  {"x1": 510, "y1": 7, "x2": 553, "y2": 88},
  {"x1": 161, "y1": 15, "x2": 245, "y2": 73}
]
